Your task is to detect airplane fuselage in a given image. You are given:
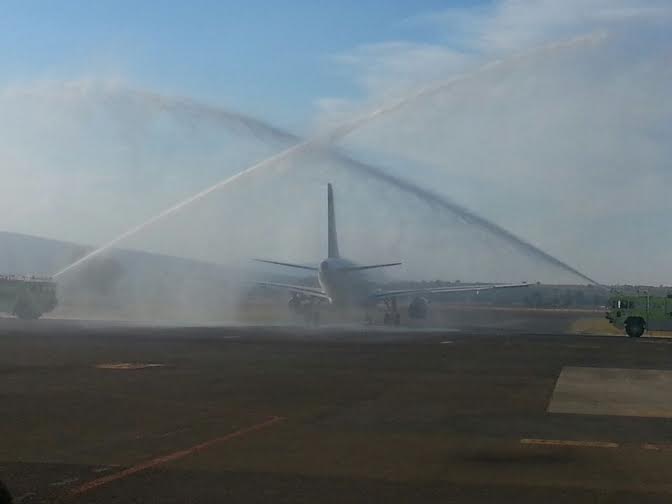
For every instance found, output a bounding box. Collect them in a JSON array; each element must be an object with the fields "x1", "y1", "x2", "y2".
[
  {"x1": 254, "y1": 183, "x2": 528, "y2": 323},
  {"x1": 317, "y1": 257, "x2": 374, "y2": 307}
]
